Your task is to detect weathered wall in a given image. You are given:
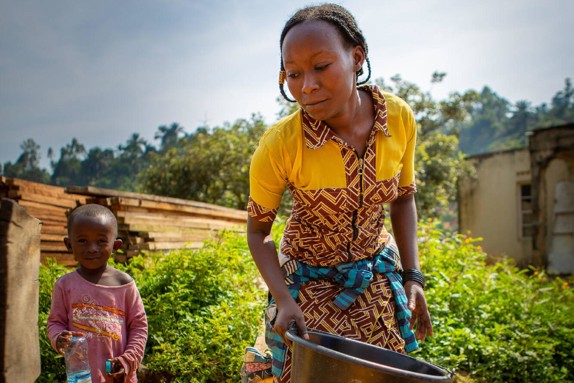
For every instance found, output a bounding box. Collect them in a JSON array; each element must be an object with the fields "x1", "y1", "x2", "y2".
[
  {"x1": 545, "y1": 158, "x2": 574, "y2": 273},
  {"x1": 459, "y1": 149, "x2": 532, "y2": 265},
  {"x1": 529, "y1": 124, "x2": 574, "y2": 267},
  {"x1": 0, "y1": 198, "x2": 41, "y2": 383},
  {"x1": 460, "y1": 124, "x2": 574, "y2": 270},
  {"x1": 545, "y1": 159, "x2": 572, "y2": 254}
]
